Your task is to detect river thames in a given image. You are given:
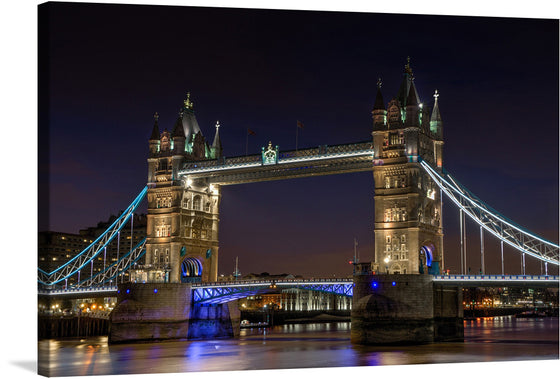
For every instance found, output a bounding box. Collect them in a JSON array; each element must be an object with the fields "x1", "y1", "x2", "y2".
[{"x1": 38, "y1": 316, "x2": 558, "y2": 377}]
